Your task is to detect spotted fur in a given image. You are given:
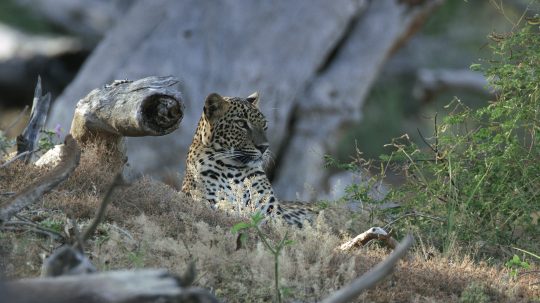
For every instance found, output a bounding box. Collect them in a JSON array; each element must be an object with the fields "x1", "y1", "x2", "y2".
[{"x1": 182, "y1": 92, "x2": 315, "y2": 227}]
